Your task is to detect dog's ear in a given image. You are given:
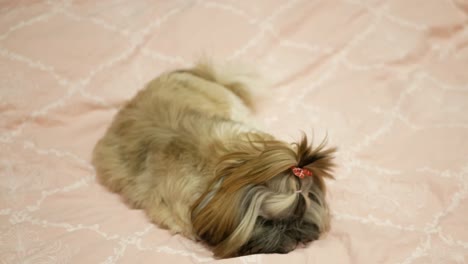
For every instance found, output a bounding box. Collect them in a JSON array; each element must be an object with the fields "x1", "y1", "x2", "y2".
[
  {"x1": 191, "y1": 188, "x2": 250, "y2": 257},
  {"x1": 200, "y1": 185, "x2": 271, "y2": 258}
]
